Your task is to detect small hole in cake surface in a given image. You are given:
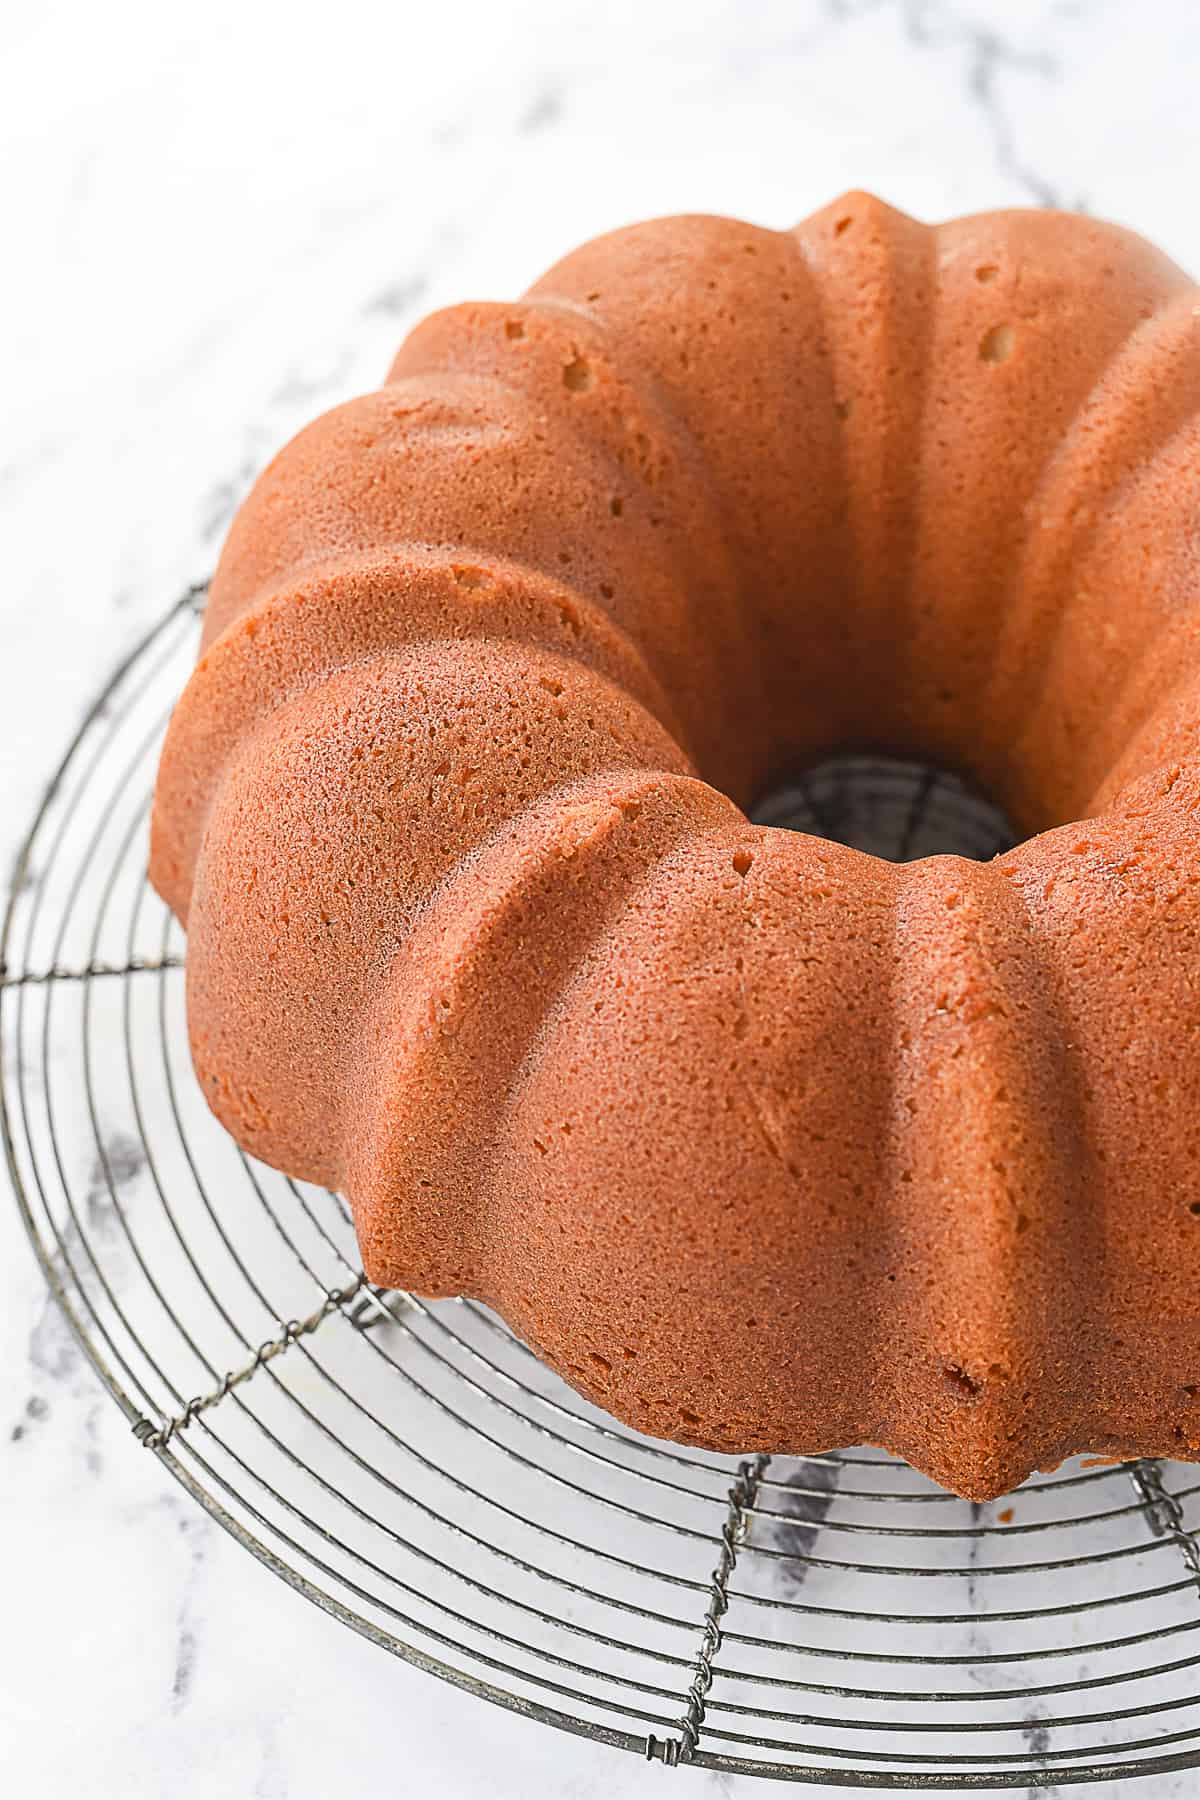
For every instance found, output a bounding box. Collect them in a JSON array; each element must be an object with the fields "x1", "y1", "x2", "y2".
[
  {"x1": 944, "y1": 1362, "x2": 982, "y2": 1399},
  {"x1": 835, "y1": 215, "x2": 853, "y2": 236},
  {"x1": 975, "y1": 264, "x2": 999, "y2": 284},
  {"x1": 563, "y1": 356, "x2": 593, "y2": 391},
  {"x1": 750, "y1": 755, "x2": 1016, "y2": 863},
  {"x1": 504, "y1": 318, "x2": 525, "y2": 339},
  {"x1": 980, "y1": 322, "x2": 1015, "y2": 363}
]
